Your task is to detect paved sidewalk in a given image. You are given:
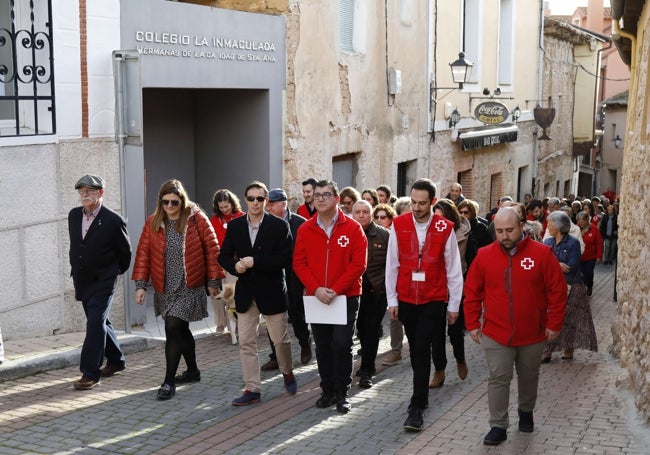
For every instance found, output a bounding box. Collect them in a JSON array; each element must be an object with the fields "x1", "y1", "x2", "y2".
[{"x1": 0, "y1": 263, "x2": 648, "y2": 454}]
